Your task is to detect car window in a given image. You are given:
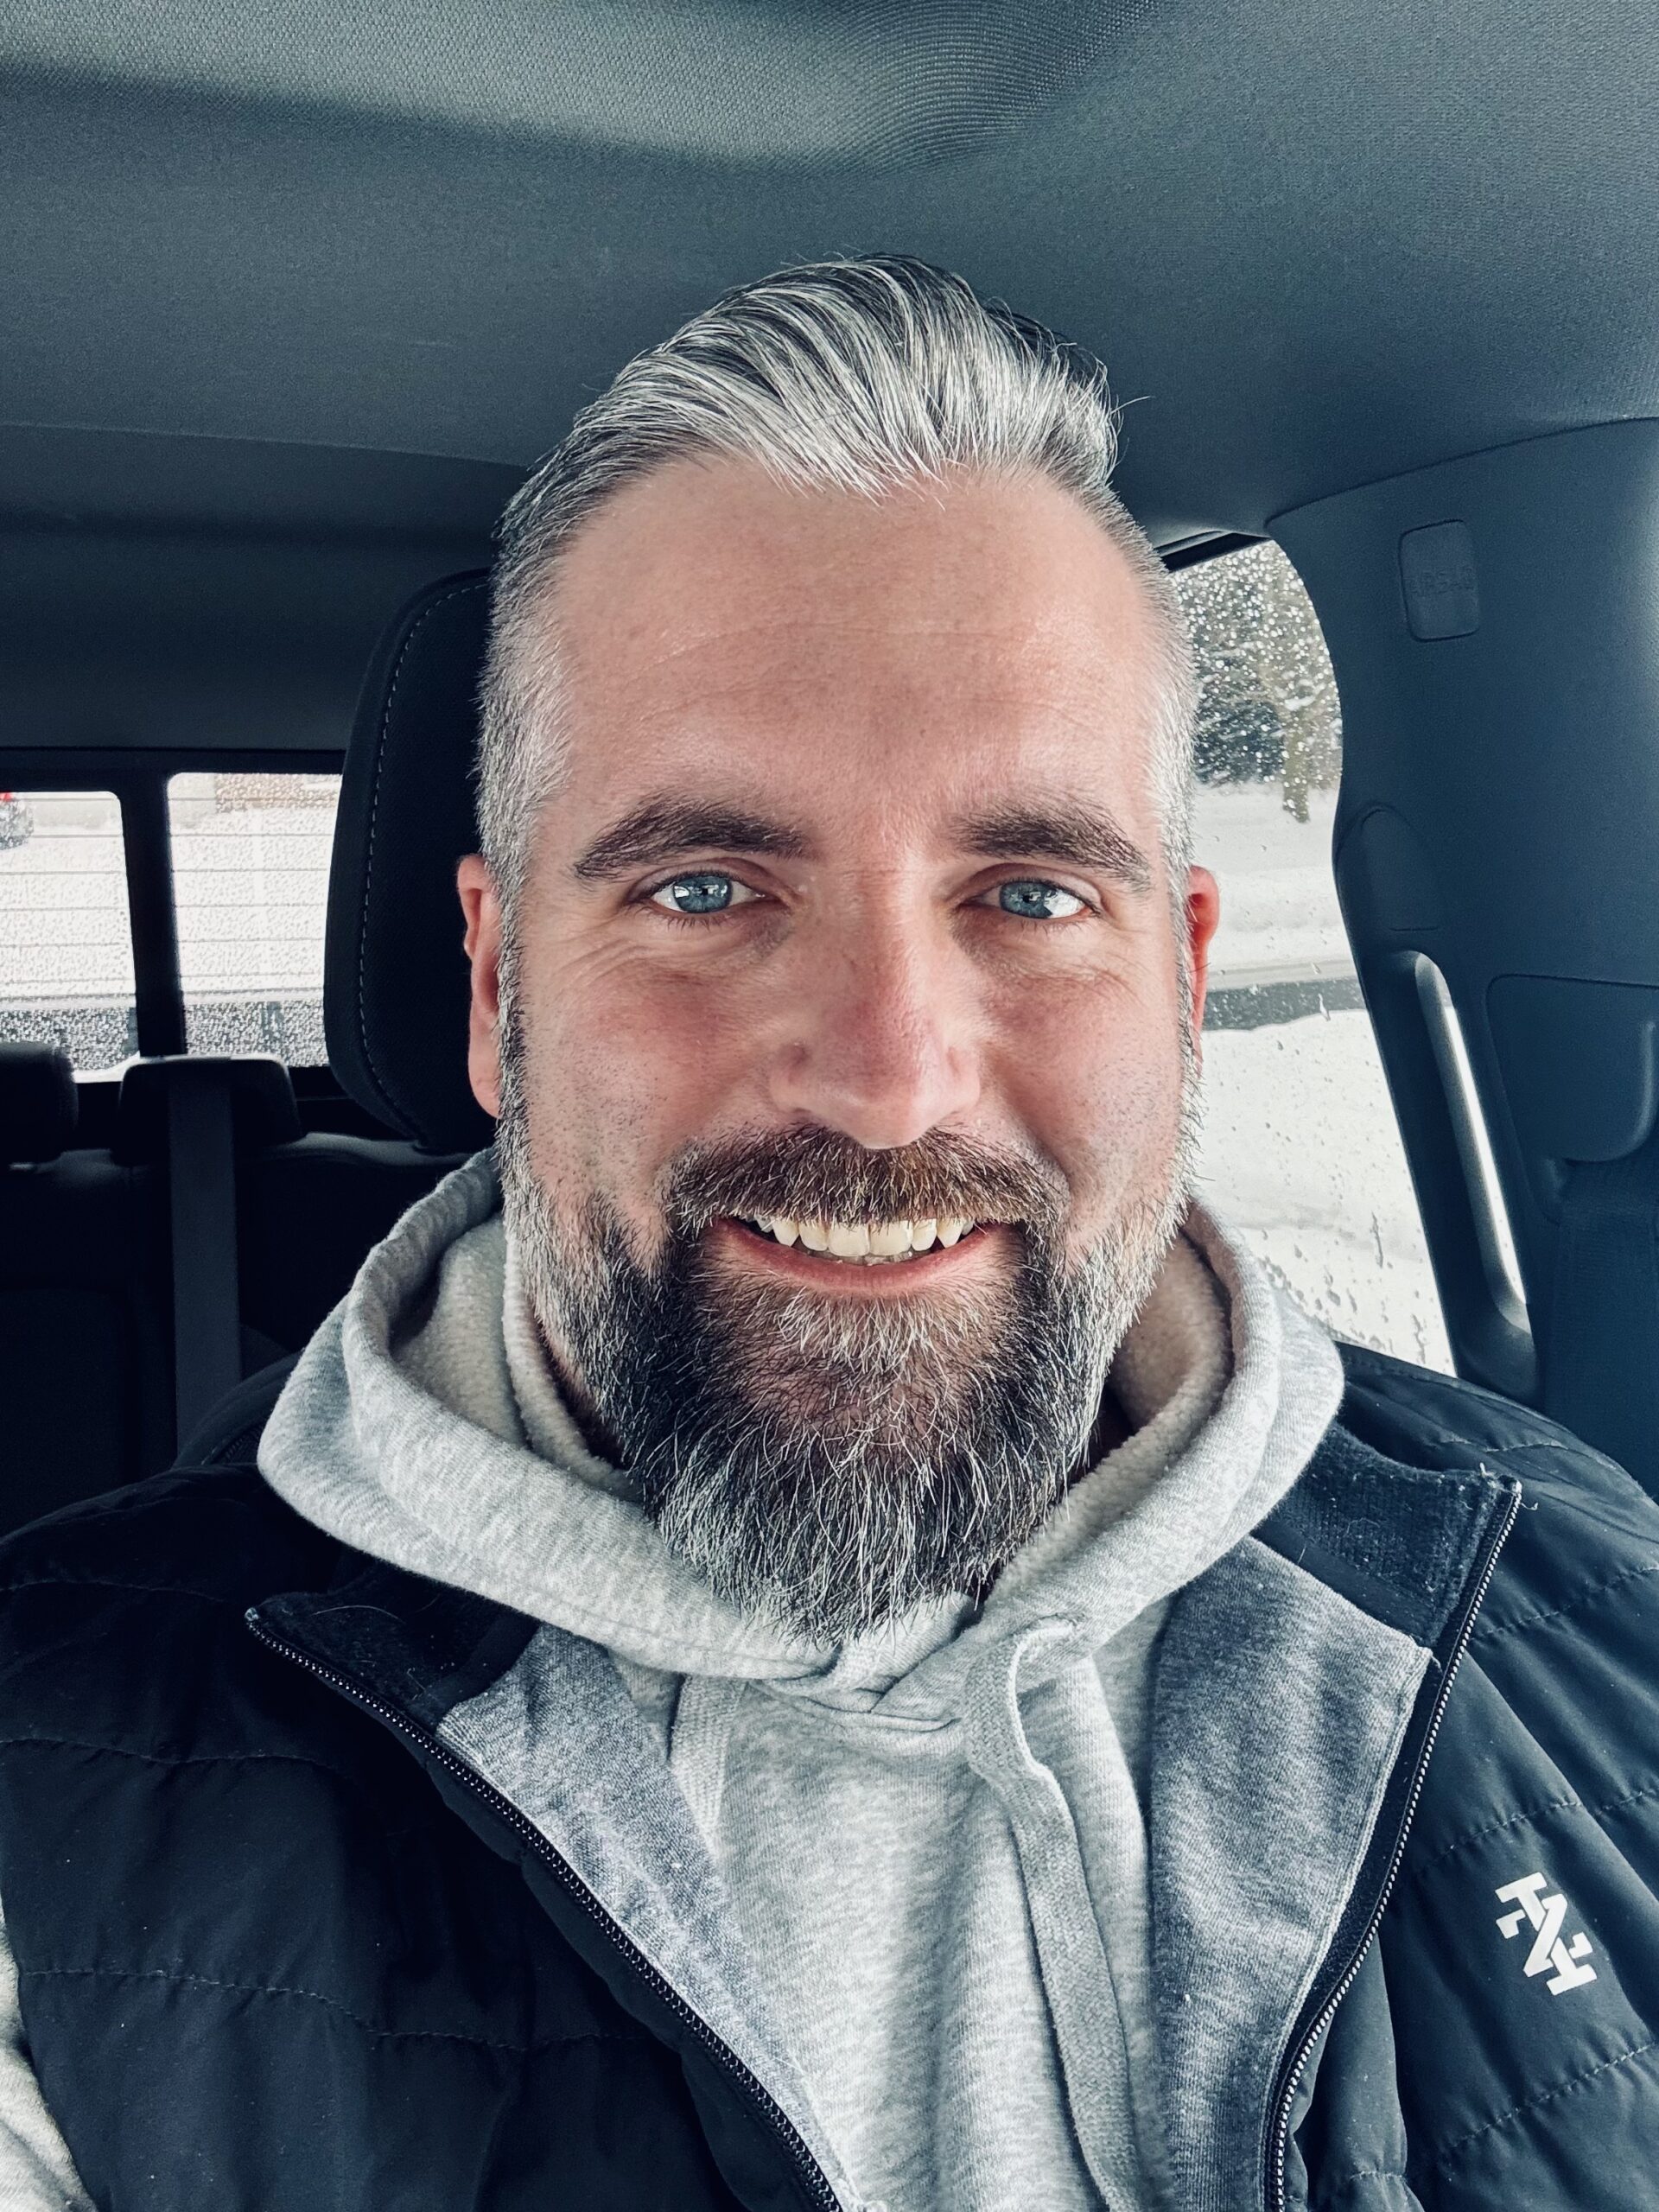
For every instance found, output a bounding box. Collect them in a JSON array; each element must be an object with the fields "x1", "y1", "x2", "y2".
[
  {"x1": 1179, "y1": 542, "x2": 1457, "y2": 1373},
  {"x1": 0, "y1": 789, "x2": 137, "y2": 1071},
  {"x1": 168, "y1": 771, "x2": 341, "y2": 1064}
]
